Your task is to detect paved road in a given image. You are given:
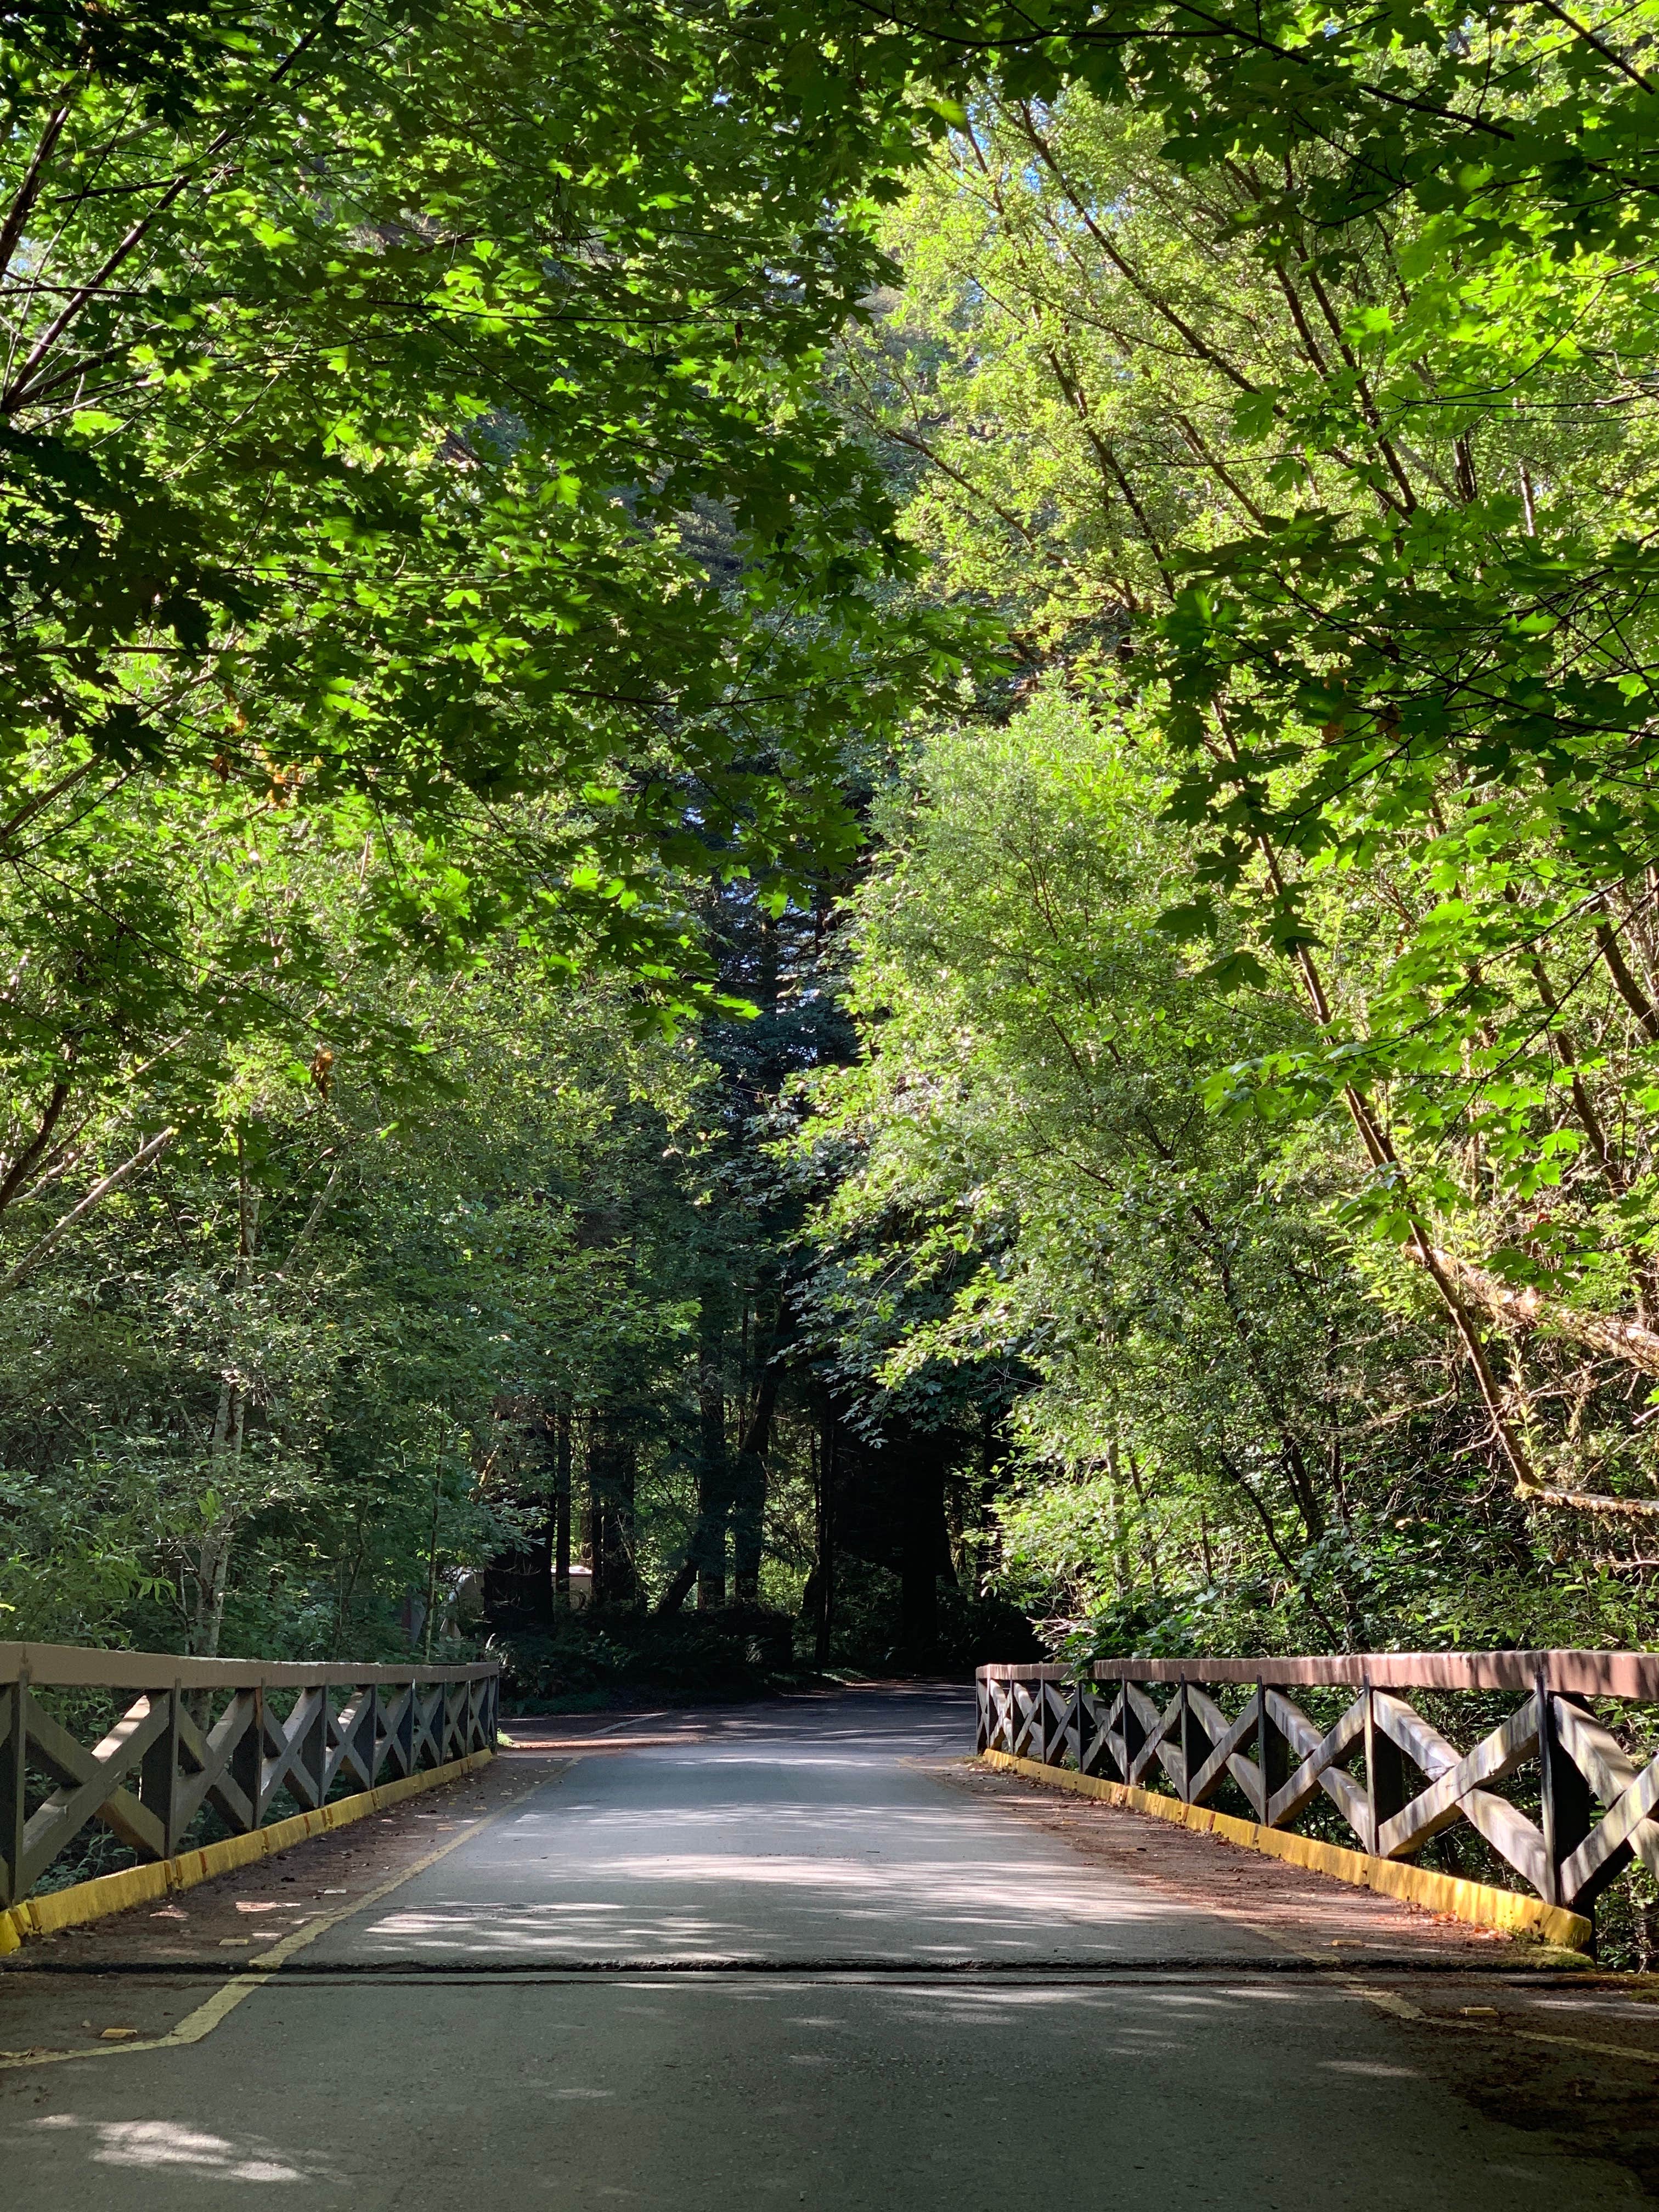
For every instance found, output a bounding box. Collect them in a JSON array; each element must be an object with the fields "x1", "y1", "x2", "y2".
[{"x1": 0, "y1": 1686, "x2": 1643, "y2": 2207}]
